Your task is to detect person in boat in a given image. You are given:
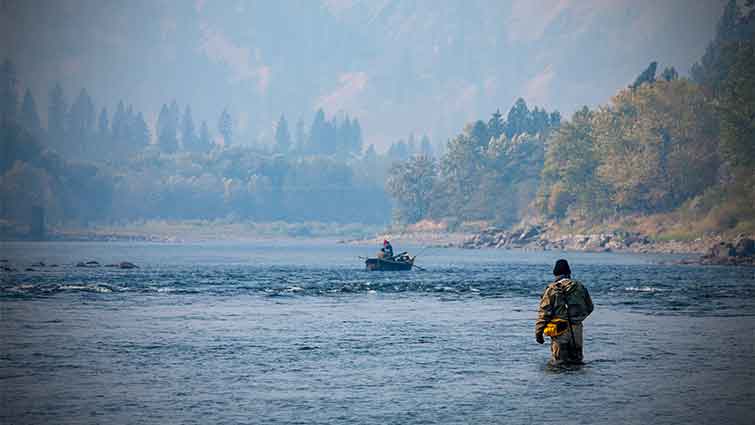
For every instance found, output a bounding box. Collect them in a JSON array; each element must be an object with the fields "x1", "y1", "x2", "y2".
[
  {"x1": 535, "y1": 259, "x2": 593, "y2": 366},
  {"x1": 378, "y1": 239, "x2": 394, "y2": 259}
]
